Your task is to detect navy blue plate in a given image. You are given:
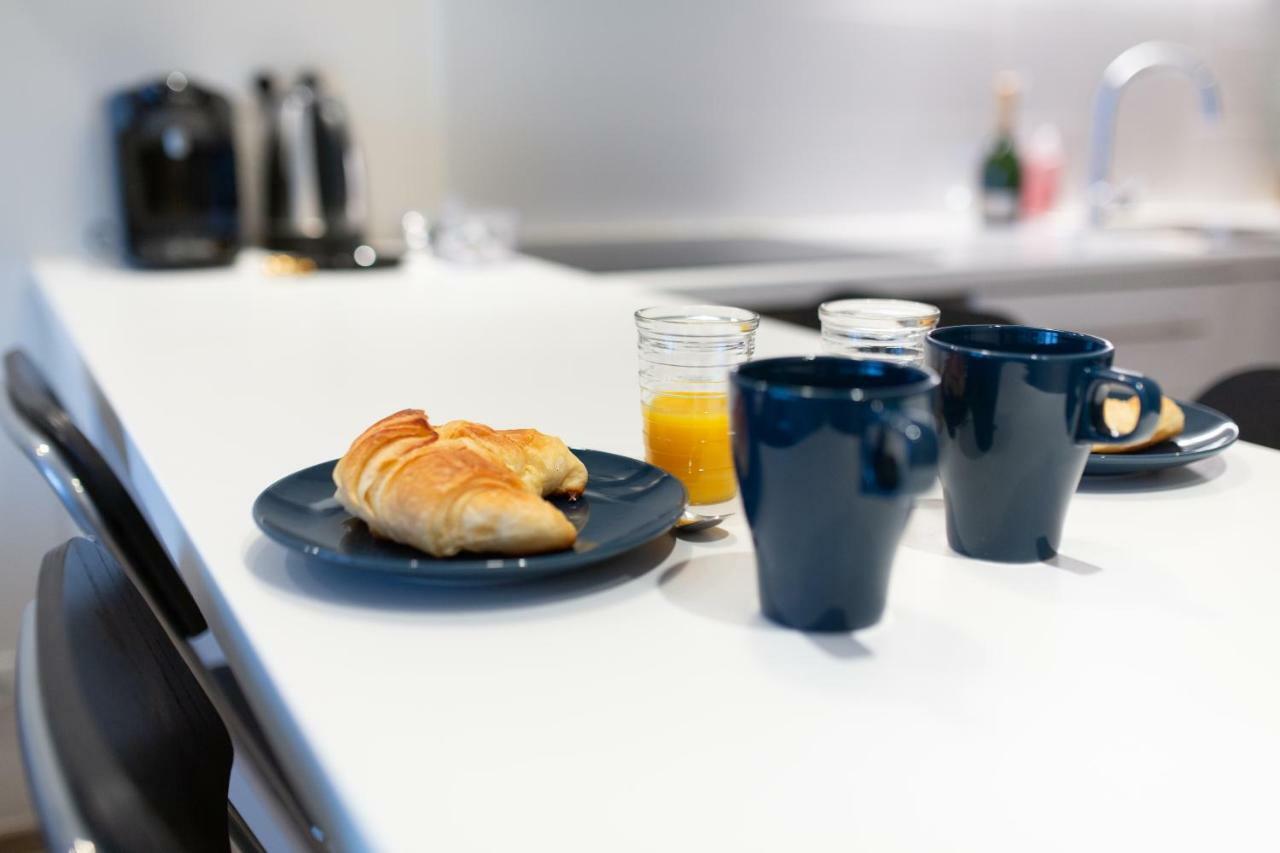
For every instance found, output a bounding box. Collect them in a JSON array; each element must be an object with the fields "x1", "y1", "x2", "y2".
[
  {"x1": 1084, "y1": 399, "x2": 1238, "y2": 476},
  {"x1": 253, "y1": 449, "x2": 687, "y2": 584}
]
